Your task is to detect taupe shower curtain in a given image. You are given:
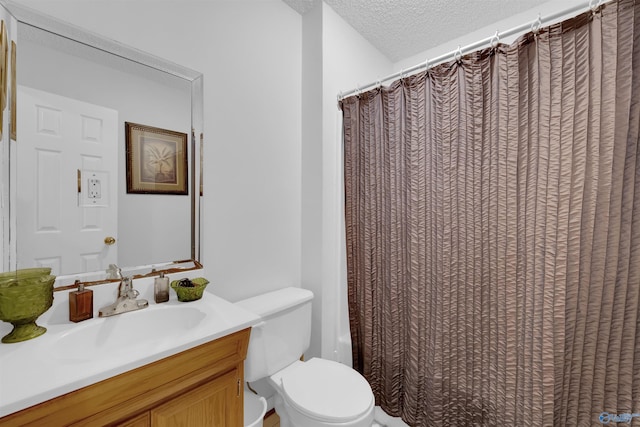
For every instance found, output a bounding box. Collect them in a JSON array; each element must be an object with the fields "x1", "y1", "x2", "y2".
[{"x1": 340, "y1": 1, "x2": 640, "y2": 426}]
